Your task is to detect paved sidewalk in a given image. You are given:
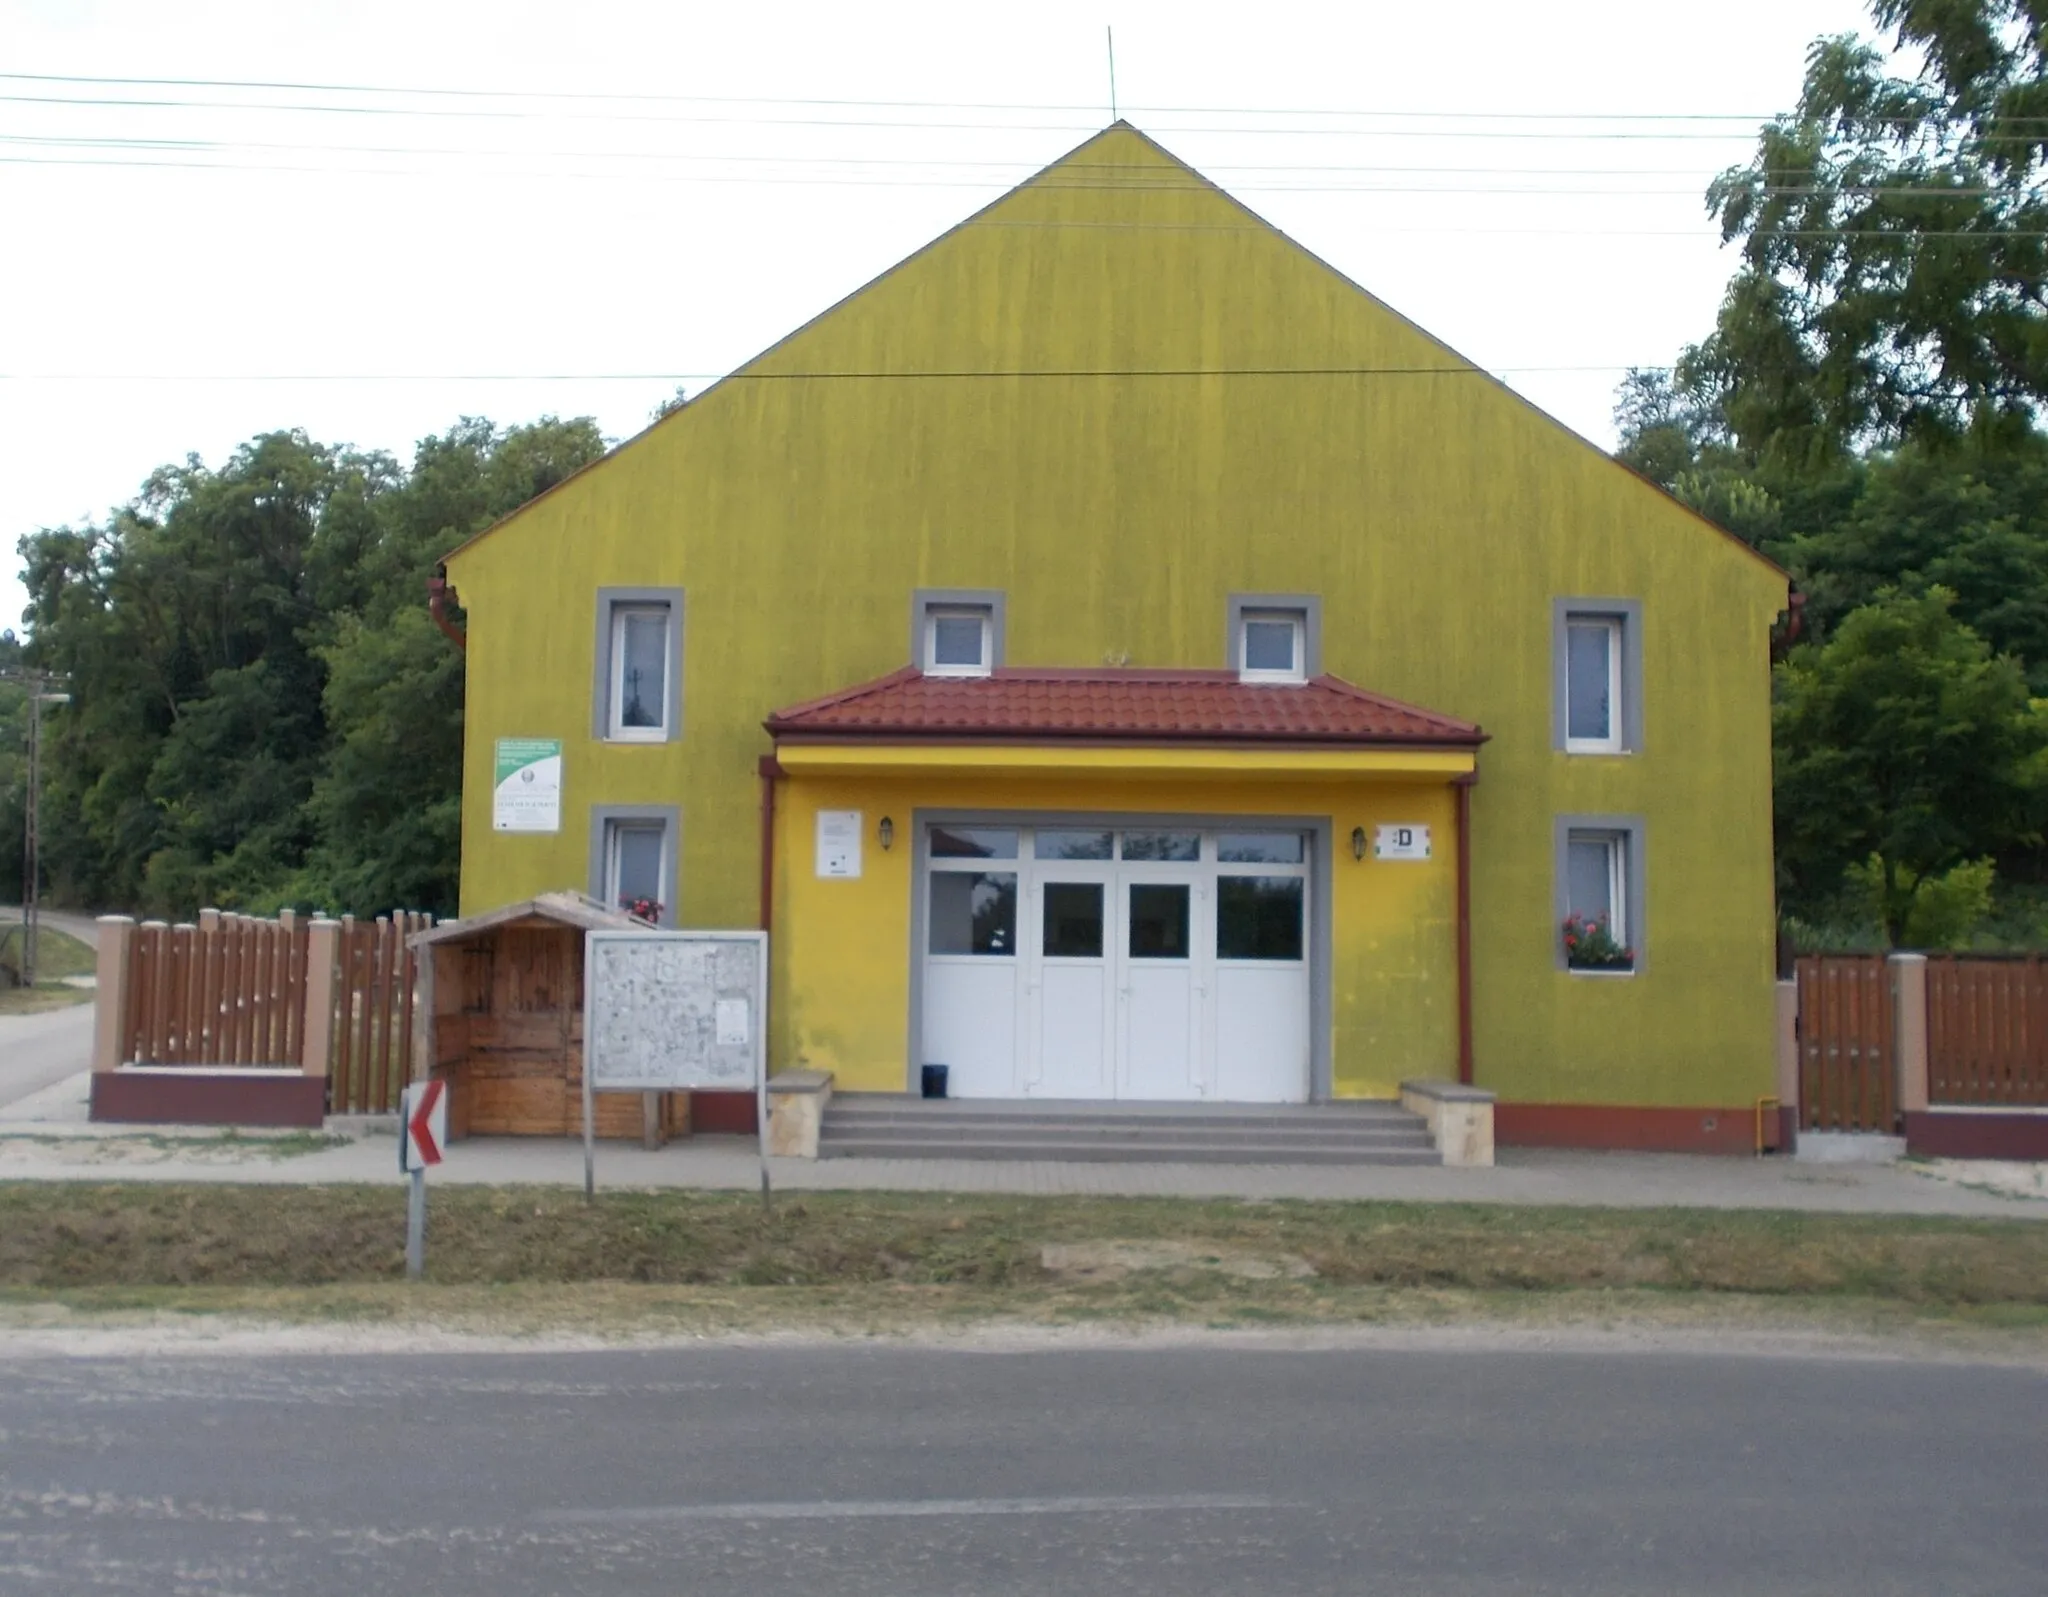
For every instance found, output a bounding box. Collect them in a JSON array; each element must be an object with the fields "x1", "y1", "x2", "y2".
[{"x1": 2, "y1": 1071, "x2": 2042, "y2": 1217}]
